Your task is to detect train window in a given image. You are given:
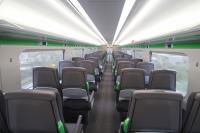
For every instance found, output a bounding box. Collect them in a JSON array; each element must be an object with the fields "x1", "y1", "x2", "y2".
[
  {"x1": 151, "y1": 52, "x2": 189, "y2": 96},
  {"x1": 20, "y1": 50, "x2": 64, "y2": 89},
  {"x1": 71, "y1": 48, "x2": 84, "y2": 57},
  {"x1": 134, "y1": 50, "x2": 144, "y2": 59}
]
